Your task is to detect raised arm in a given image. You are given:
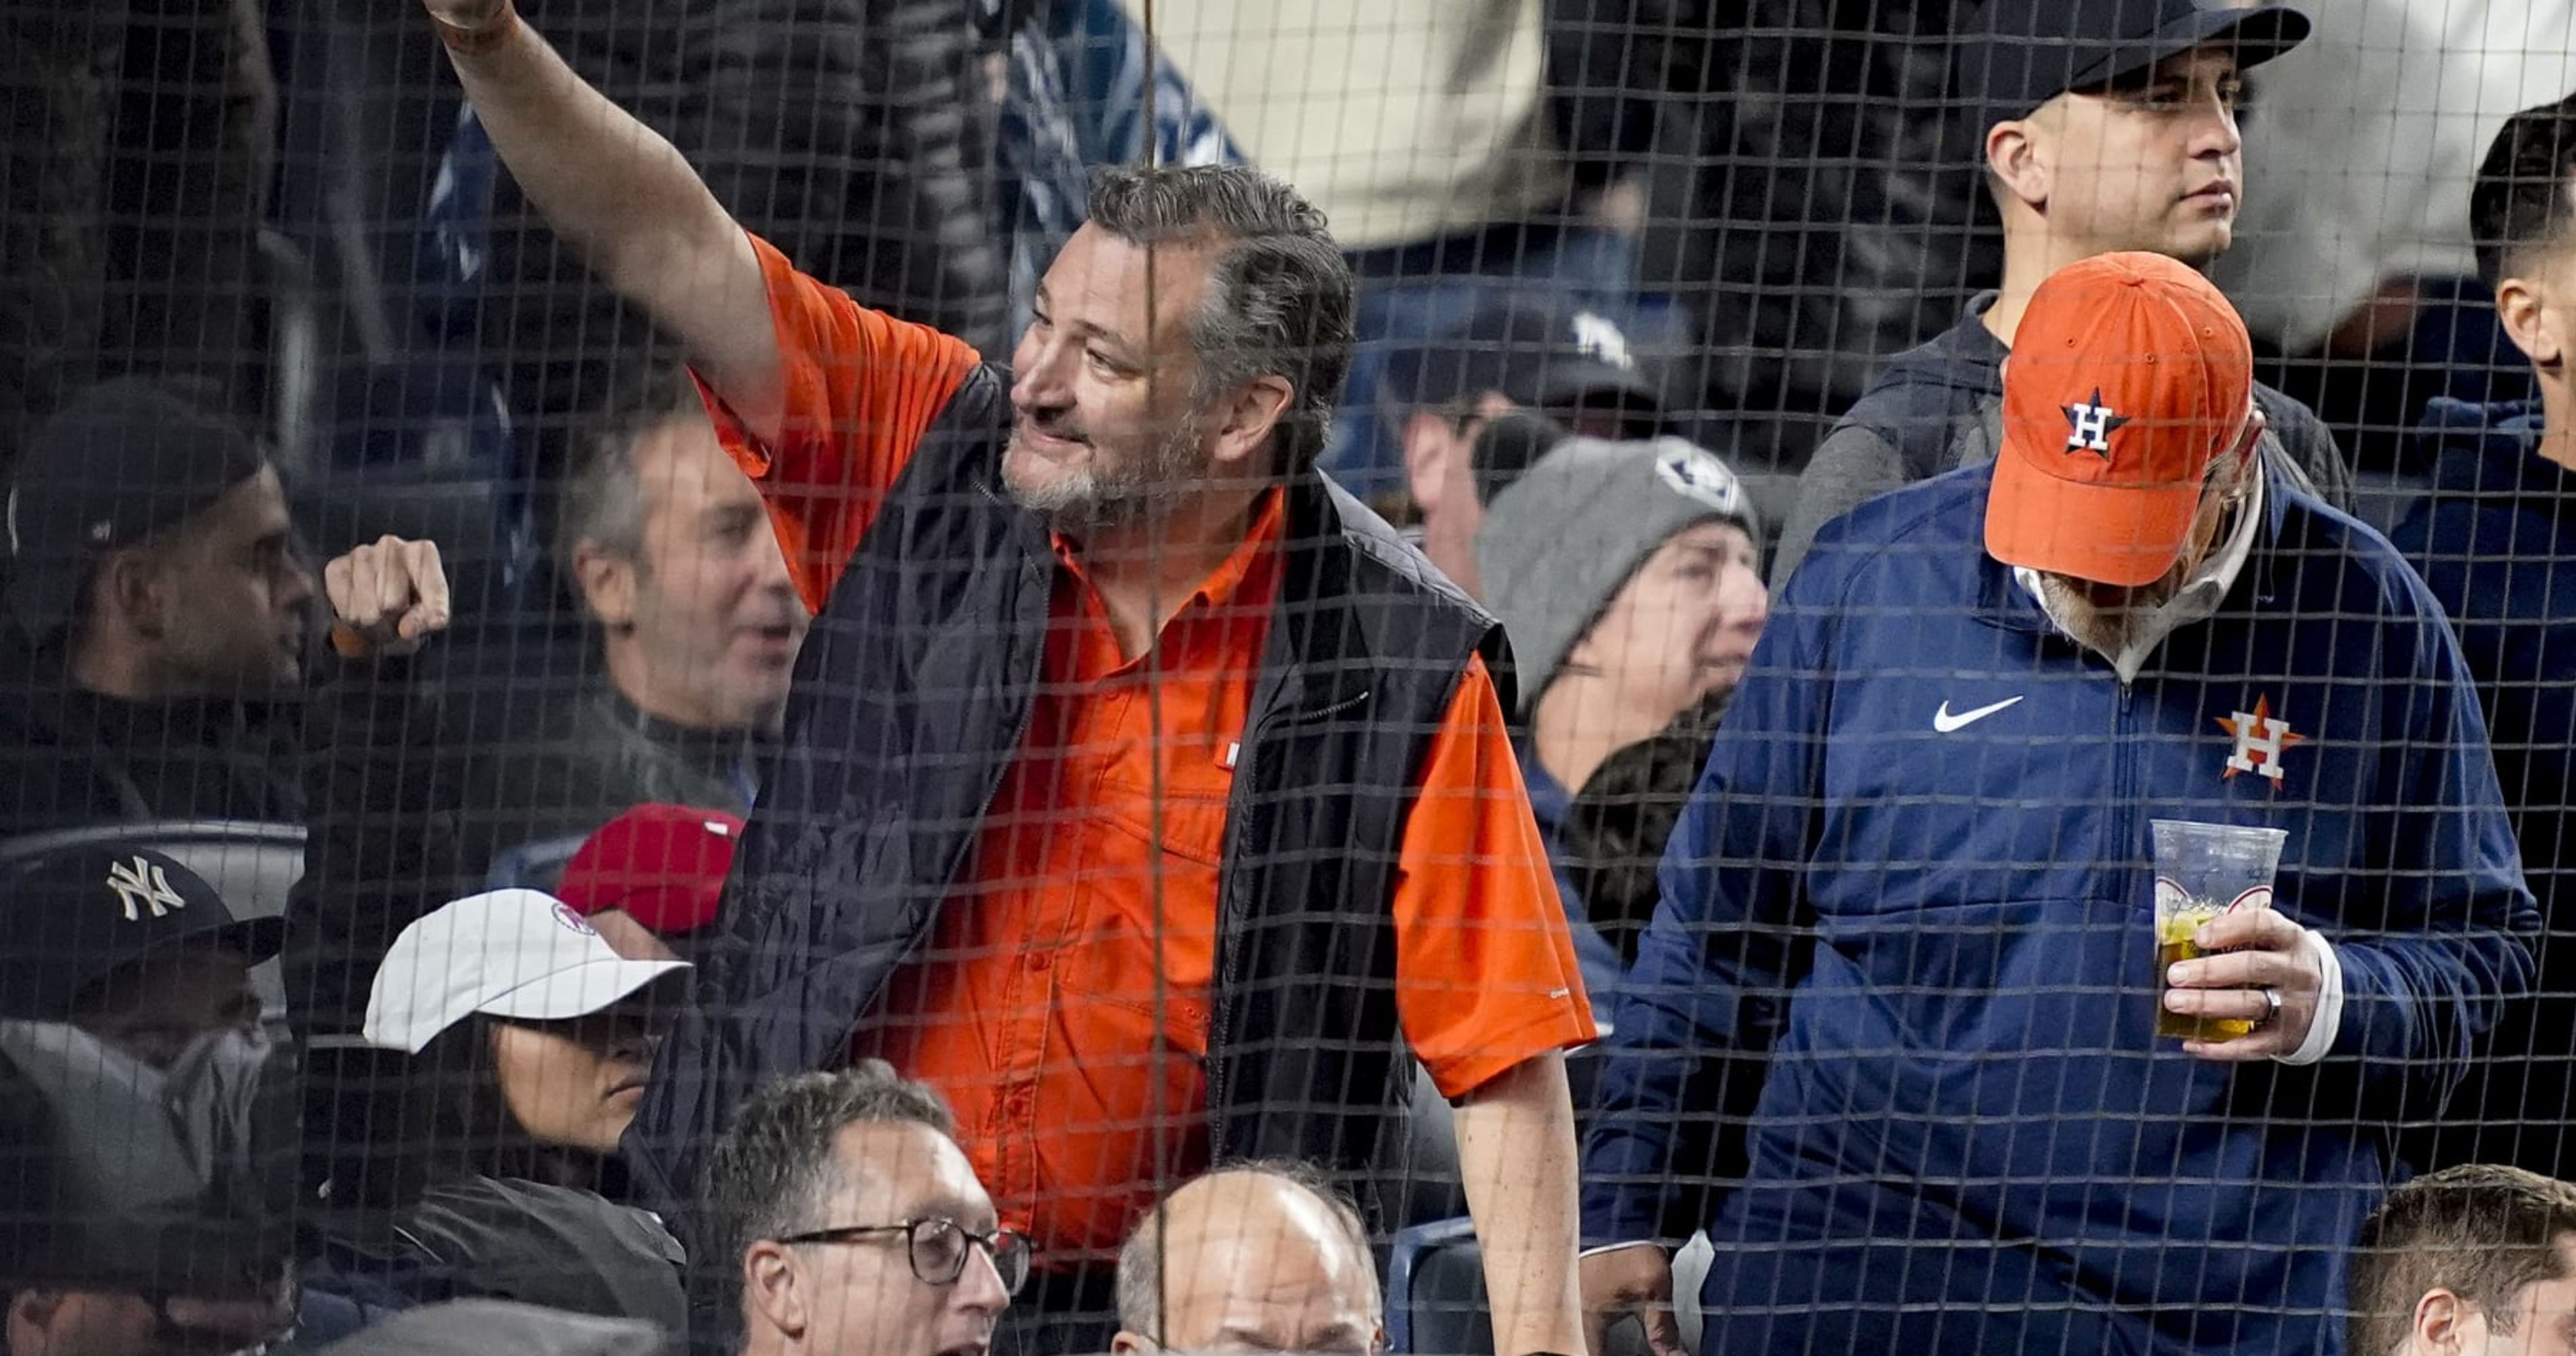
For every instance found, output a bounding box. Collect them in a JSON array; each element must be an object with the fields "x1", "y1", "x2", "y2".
[{"x1": 419, "y1": 0, "x2": 785, "y2": 445}]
